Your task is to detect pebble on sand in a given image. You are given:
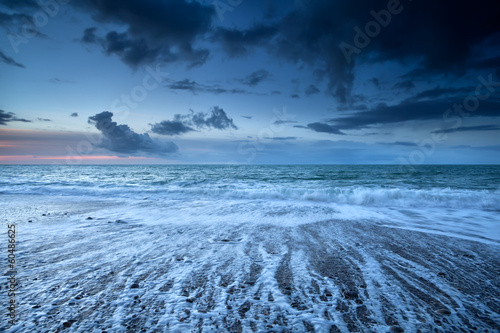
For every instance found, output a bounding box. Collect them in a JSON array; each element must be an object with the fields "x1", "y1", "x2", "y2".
[
  {"x1": 130, "y1": 283, "x2": 140, "y2": 289},
  {"x1": 436, "y1": 308, "x2": 452, "y2": 315}
]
